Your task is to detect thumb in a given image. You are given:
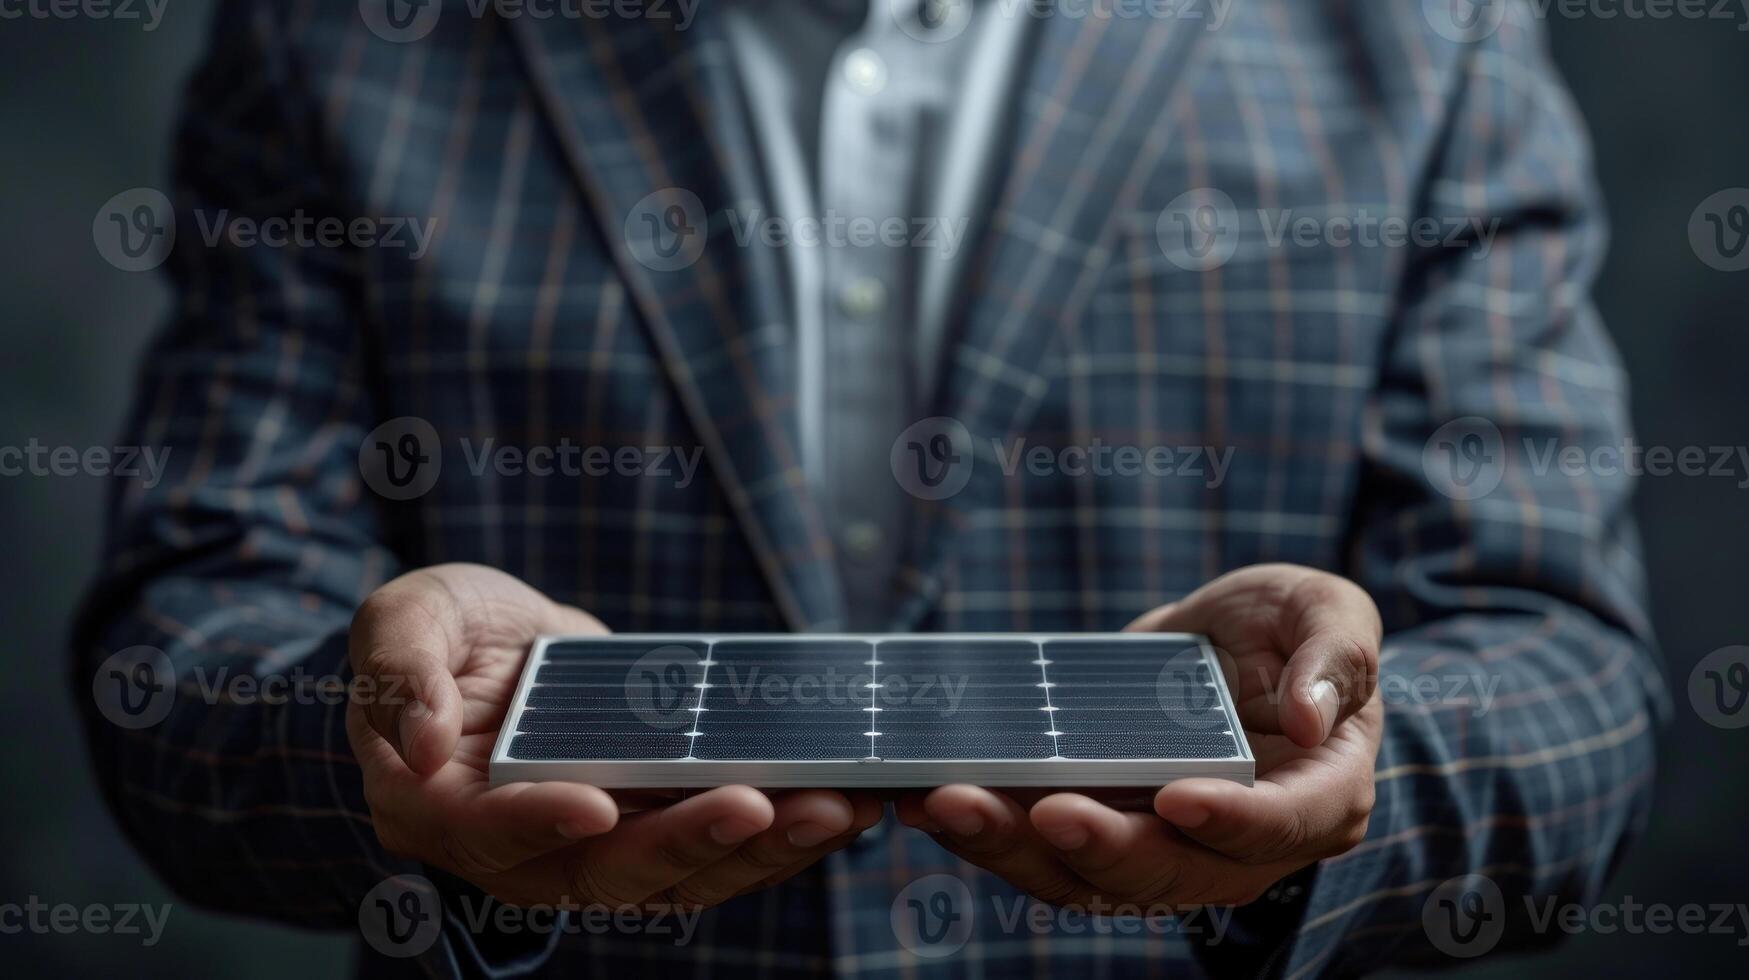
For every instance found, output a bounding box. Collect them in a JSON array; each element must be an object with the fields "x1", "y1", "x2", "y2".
[
  {"x1": 1275, "y1": 581, "x2": 1380, "y2": 747},
  {"x1": 349, "y1": 580, "x2": 466, "y2": 775}
]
